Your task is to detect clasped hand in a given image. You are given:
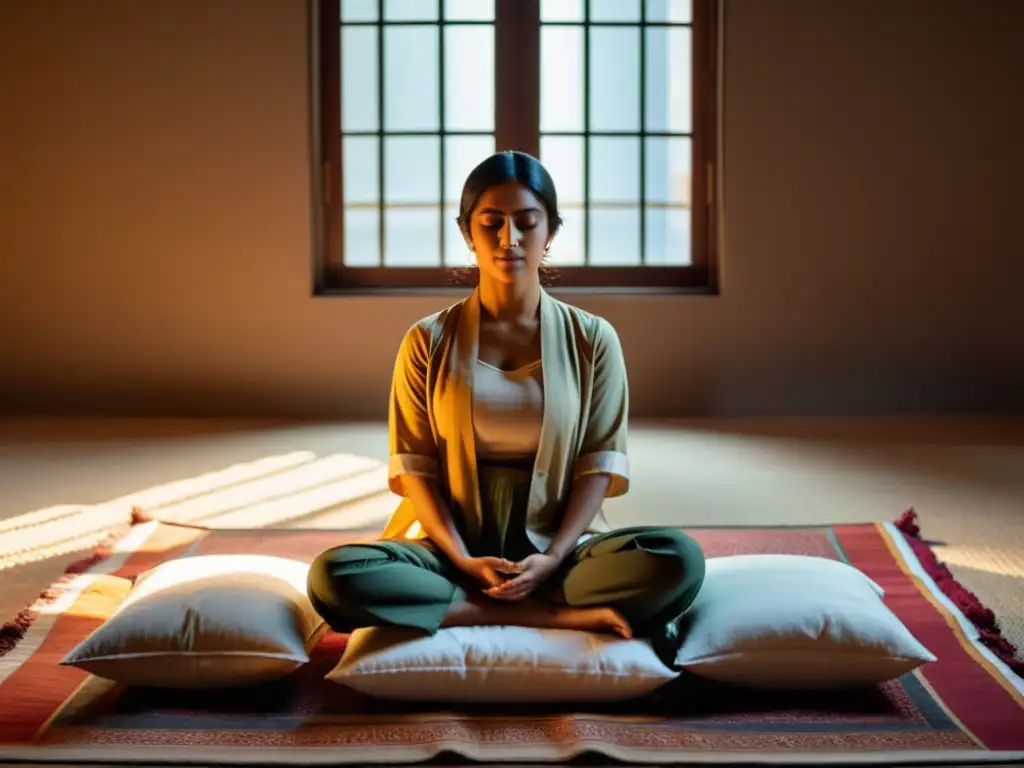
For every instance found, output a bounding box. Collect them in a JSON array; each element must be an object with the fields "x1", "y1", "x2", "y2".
[{"x1": 457, "y1": 553, "x2": 561, "y2": 601}]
